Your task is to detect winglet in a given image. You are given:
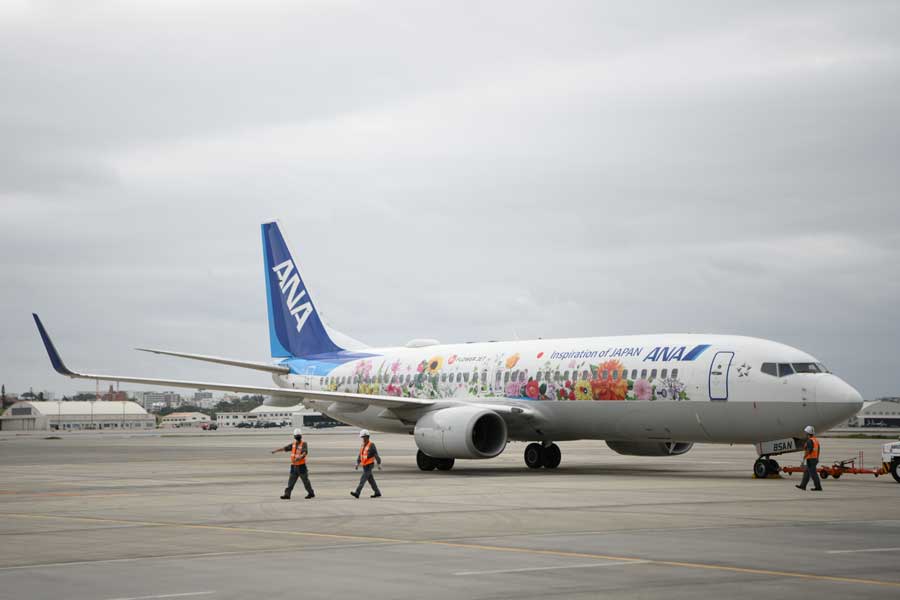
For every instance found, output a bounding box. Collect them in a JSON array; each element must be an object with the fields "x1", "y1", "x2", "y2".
[{"x1": 32, "y1": 314, "x2": 76, "y2": 376}]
